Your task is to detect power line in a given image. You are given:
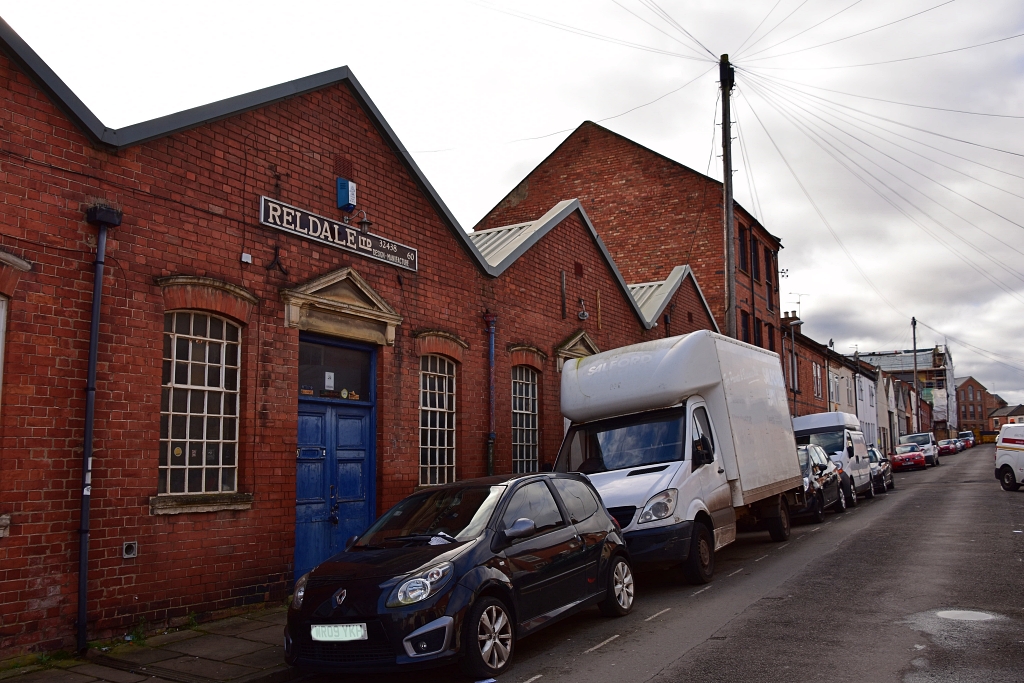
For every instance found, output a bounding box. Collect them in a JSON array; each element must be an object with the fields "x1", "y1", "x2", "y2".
[
  {"x1": 738, "y1": 0, "x2": 815, "y2": 57},
  {"x1": 638, "y1": 0, "x2": 717, "y2": 58},
  {"x1": 740, "y1": 0, "x2": 866, "y2": 60},
  {"x1": 734, "y1": 0, "x2": 783, "y2": 55},
  {"x1": 740, "y1": 0, "x2": 956, "y2": 62},
  {"x1": 609, "y1": 0, "x2": 711, "y2": 59},
  {"x1": 734, "y1": 104, "x2": 765, "y2": 223},
  {"x1": 916, "y1": 321, "x2": 1024, "y2": 374},
  {"x1": 744, "y1": 28, "x2": 1024, "y2": 70}
]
